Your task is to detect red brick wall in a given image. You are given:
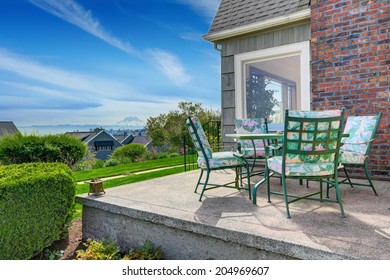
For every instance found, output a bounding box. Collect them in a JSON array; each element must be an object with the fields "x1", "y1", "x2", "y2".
[{"x1": 311, "y1": 0, "x2": 389, "y2": 178}]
